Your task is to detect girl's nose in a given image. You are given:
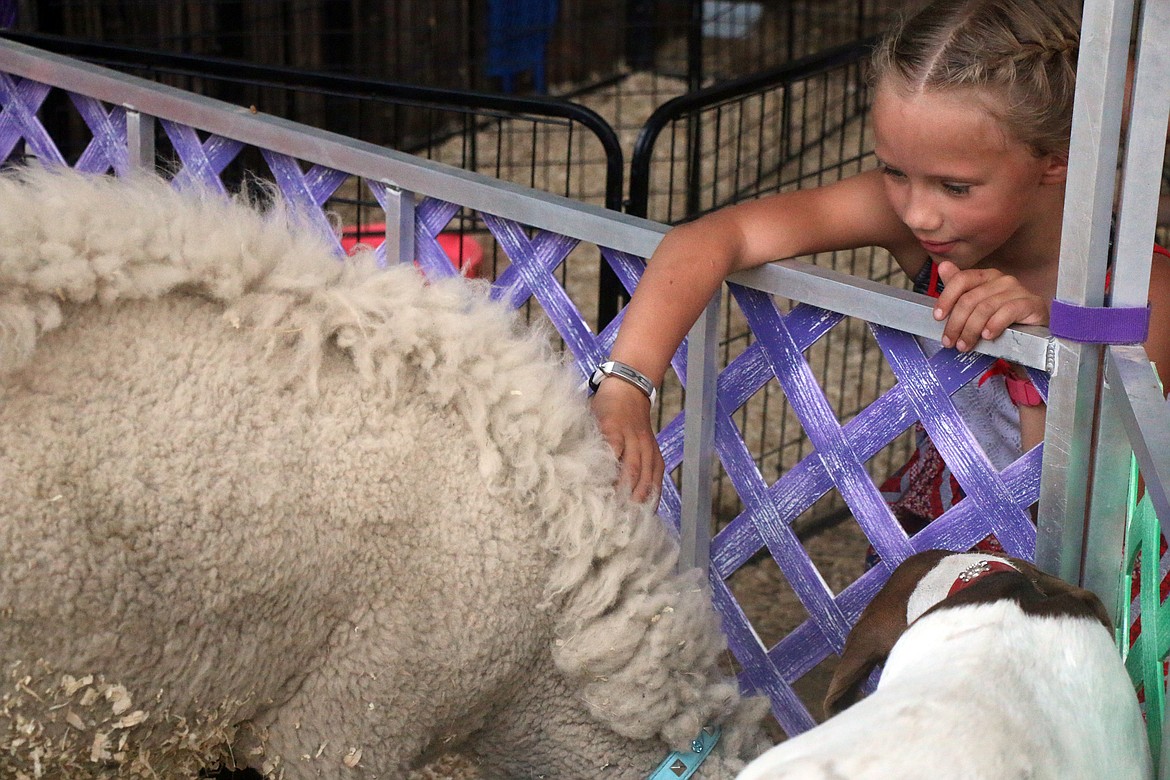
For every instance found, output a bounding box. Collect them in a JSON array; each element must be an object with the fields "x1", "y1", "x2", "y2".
[{"x1": 902, "y1": 188, "x2": 944, "y2": 233}]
